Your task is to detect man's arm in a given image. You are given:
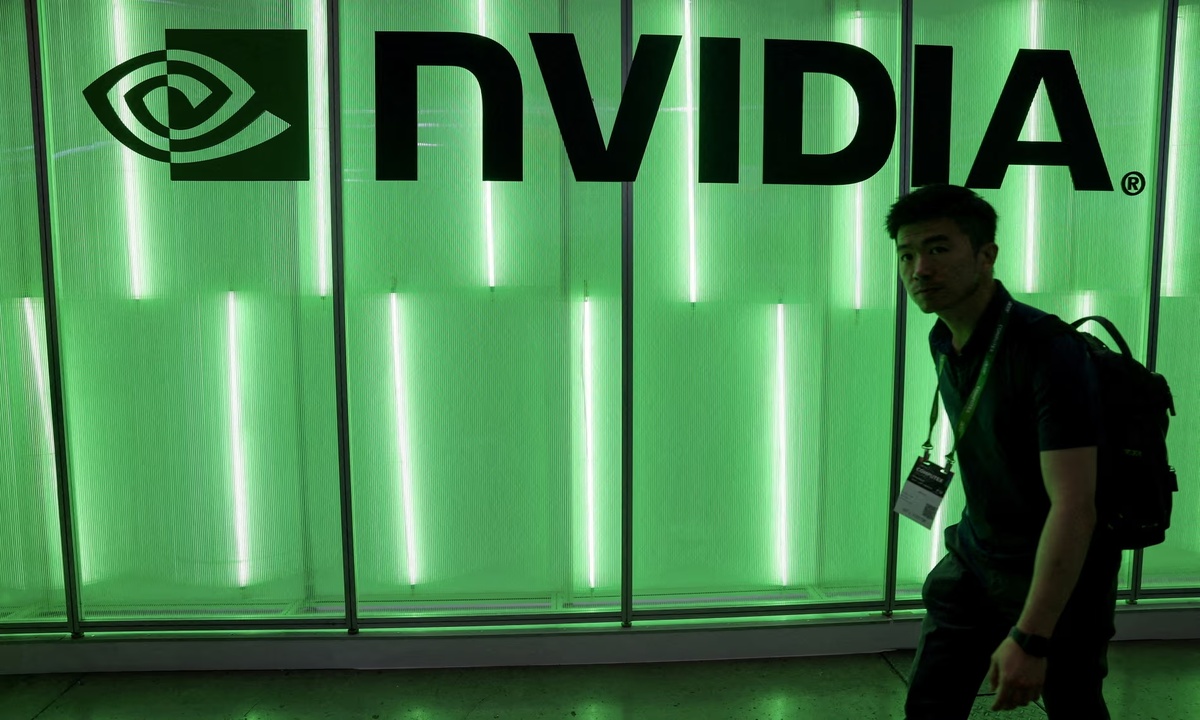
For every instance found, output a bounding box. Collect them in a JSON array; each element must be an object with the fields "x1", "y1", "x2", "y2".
[{"x1": 1016, "y1": 446, "x2": 1099, "y2": 638}]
